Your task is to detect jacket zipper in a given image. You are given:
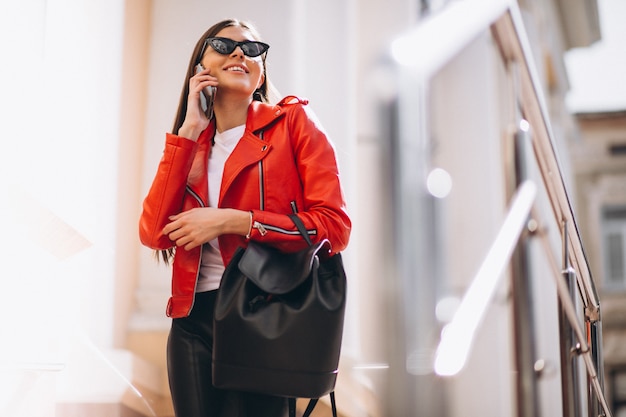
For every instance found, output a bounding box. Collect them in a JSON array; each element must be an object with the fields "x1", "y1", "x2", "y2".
[
  {"x1": 185, "y1": 184, "x2": 204, "y2": 314},
  {"x1": 186, "y1": 185, "x2": 205, "y2": 208},
  {"x1": 258, "y1": 160, "x2": 265, "y2": 211},
  {"x1": 254, "y1": 131, "x2": 315, "y2": 239},
  {"x1": 252, "y1": 222, "x2": 316, "y2": 237},
  {"x1": 258, "y1": 130, "x2": 265, "y2": 211}
]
